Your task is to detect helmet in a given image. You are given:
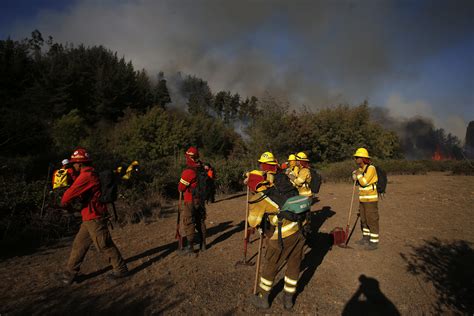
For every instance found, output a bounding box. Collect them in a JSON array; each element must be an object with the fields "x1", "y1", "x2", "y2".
[
  {"x1": 288, "y1": 154, "x2": 296, "y2": 161},
  {"x1": 185, "y1": 146, "x2": 199, "y2": 158},
  {"x1": 258, "y1": 152, "x2": 278, "y2": 165},
  {"x1": 295, "y1": 152, "x2": 309, "y2": 162},
  {"x1": 69, "y1": 148, "x2": 92, "y2": 163},
  {"x1": 247, "y1": 170, "x2": 269, "y2": 192},
  {"x1": 353, "y1": 148, "x2": 370, "y2": 158}
]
